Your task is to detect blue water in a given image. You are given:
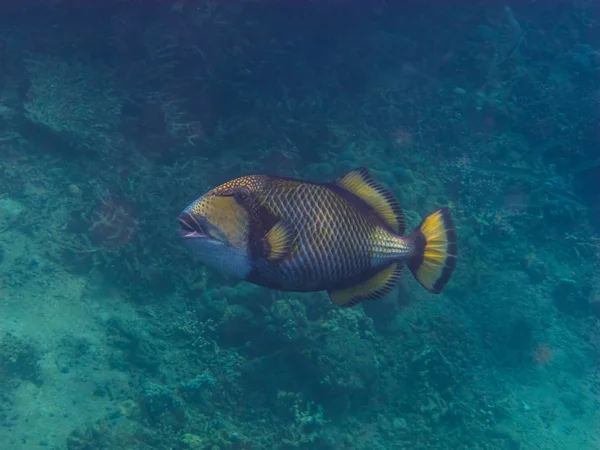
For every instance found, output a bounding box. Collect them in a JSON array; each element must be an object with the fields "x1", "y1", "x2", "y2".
[{"x1": 0, "y1": 1, "x2": 598, "y2": 449}]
